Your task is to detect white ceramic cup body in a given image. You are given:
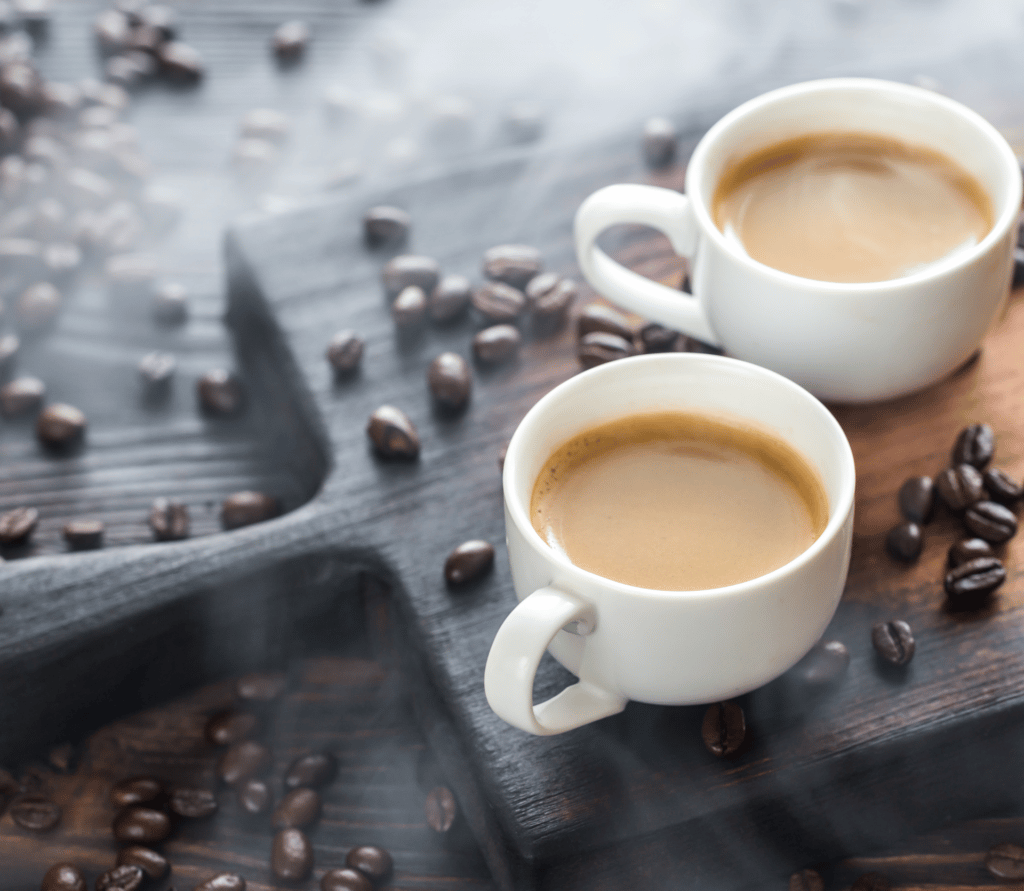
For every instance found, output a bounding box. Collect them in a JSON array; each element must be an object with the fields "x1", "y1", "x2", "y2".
[
  {"x1": 484, "y1": 353, "x2": 856, "y2": 736},
  {"x1": 574, "y1": 78, "x2": 1023, "y2": 403}
]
